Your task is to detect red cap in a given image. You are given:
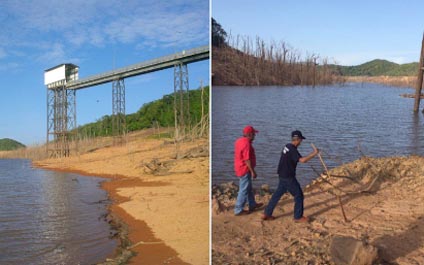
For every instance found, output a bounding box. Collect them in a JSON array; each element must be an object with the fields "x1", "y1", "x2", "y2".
[{"x1": 243, "y1": 125, "x2": 258, "y2": 135}]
